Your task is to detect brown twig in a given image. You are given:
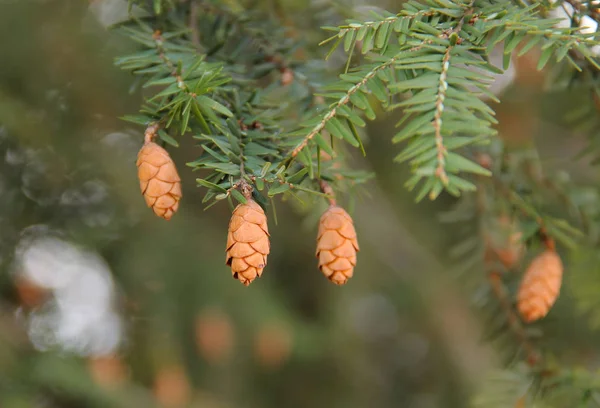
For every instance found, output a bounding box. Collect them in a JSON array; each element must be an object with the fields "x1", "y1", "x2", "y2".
[
  {"x1": 431, "y1": 9, "x2": 471, "y2": 186},
  {"x1": 238, "y1": 179, "x2": 253, "y2": 199},
  {"x1": 539, "y1": 229, "x2": 556, "y2": 251},
  {"x1": 319, "y1": 179, "x2": 337, "y2": 206},
  {"x1": 476, "y1": 162, "x2": 542, "y2": 367},
  {"x1": 433, "y1": 46, "x2": 452, "y2": 185},
  {"x1": 487, "y1": 270, "x2": 541, "y2": 366},
  {"x1": 188, "y1": 0, "x2": 201, "y2": 49},
  {"x1": 288, "y1": 57, "x2": 395, "y2": 159},
  {"x1": 152, "y1": 30, "x2": 197, "y2": 97},
  {"x1": 144, "y1": 123, "x2": 160, "y2": 144},
  {"x1": 563, "y1": 0, "x2": 600, "y2": 23}
]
